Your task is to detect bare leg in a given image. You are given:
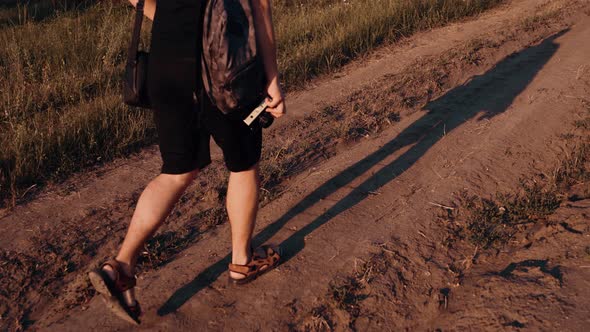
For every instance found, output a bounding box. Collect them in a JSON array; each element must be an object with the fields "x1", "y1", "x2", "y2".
[
  {"x1": 103, "y1": 169, "x2": 199, "y2": 300},
  {"x1": 227, "y1": 164, "x2": 260, "y2": 279}
]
